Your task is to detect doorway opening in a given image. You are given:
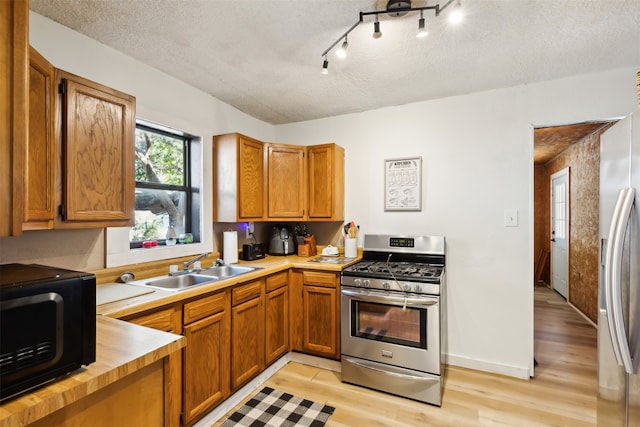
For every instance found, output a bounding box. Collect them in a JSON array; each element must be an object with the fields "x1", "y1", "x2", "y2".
[{"x1": 532, "y1": 120, "x2": 614, "y2": 376}]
